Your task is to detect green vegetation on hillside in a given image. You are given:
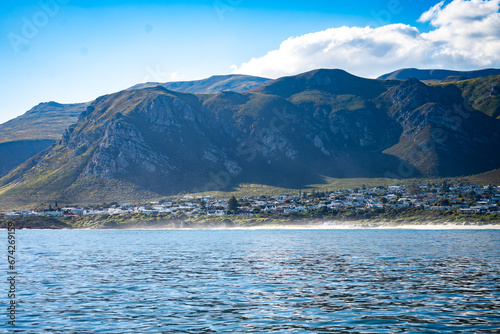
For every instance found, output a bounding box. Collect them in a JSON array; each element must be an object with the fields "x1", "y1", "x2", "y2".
[
  {"x1": 129, "y1": 74, "x2": 271, "y2": 94},
  {"x1": 378, "y1": 68, "x2": 500, "y2": 82},
  {"x1": 453, "y1": 75, "x2": 500, "y2": 119},
  {"x1": 0, "y1": 102, "x2": 87, "y2": 143}
]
